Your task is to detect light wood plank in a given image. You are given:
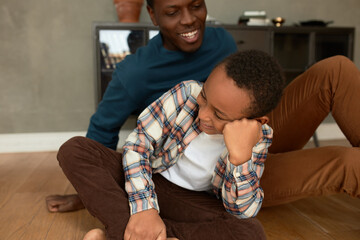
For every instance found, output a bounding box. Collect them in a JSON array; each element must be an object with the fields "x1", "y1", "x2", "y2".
[
  {"x1": 1, "y1": 146, "x2": 360, "y2": 240},
  {"x1": 258, "y1": 205, "x2": 333, "y2": 239},
  {"x1": 290, "y1": 196, "x2": 360, "y2": 233}
]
